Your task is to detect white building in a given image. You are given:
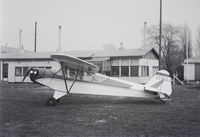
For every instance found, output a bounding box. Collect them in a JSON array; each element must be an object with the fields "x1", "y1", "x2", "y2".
[
  {"x1": 0, "y1": 47, "x2": 159, "y2": 83},
  {"x1": 182, "y1": 56, "x2": 200, "y2": 81}
]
